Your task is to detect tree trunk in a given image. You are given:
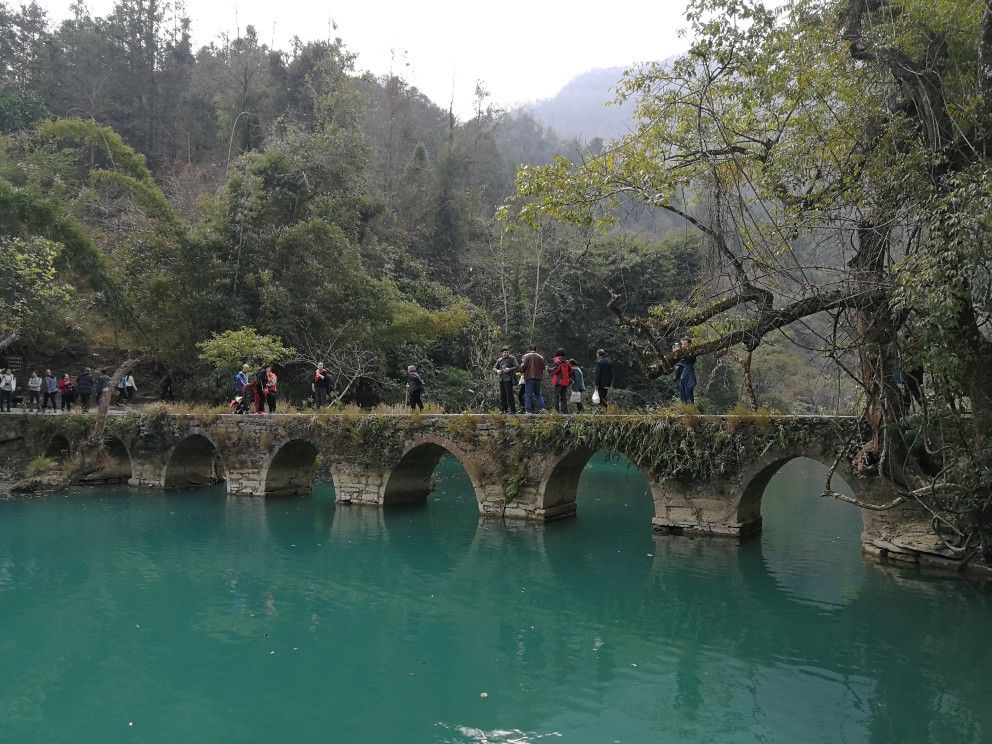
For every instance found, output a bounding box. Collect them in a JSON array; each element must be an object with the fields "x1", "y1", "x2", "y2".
[
  {"x1": 80, "y1": 358, "x2": 141, "y2": 452},
  {"x1": 850, "y1": 221, "x2": 905, "y2": 481}
]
